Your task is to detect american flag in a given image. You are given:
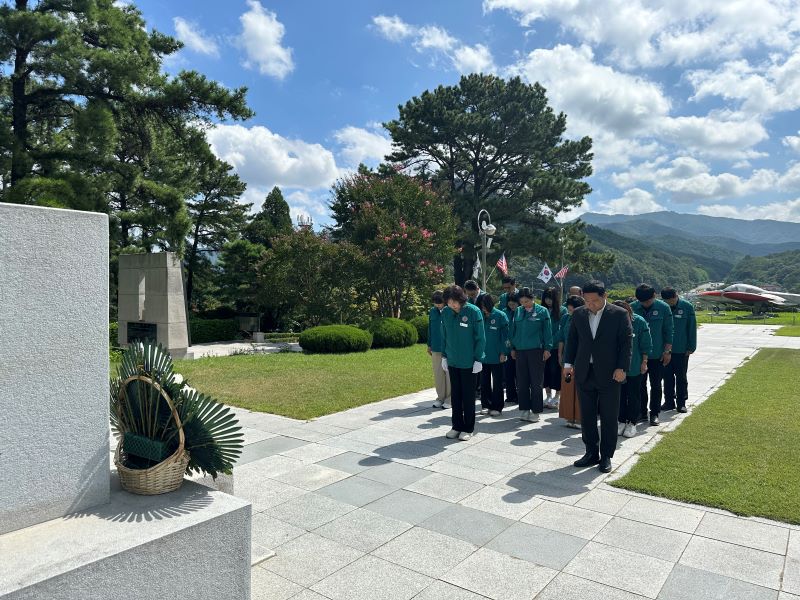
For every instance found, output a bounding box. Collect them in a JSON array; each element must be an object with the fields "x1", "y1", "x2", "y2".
[
  {"x1": 496, "y1": 253, "x2": 508, "y2": 275},
  {"x1": 554, "y1": 265, "x2": 569, "y2": 280}
]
